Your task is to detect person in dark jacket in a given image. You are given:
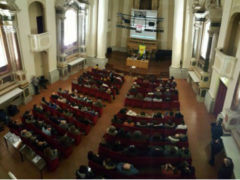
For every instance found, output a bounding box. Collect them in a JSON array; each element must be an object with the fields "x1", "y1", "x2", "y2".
[
  {"x1": 209, "y1": 138, "x2": 223, "y2": 166},
  {"x1": 217, "y1": 157, "x2": 234, "y2": 179}
]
